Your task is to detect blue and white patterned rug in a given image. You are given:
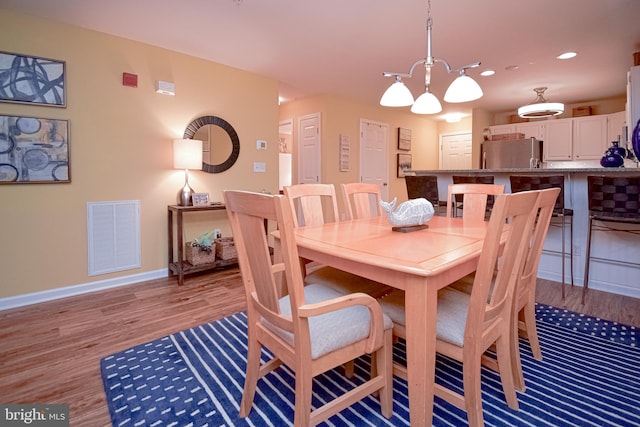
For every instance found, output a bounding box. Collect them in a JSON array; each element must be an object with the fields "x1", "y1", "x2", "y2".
[{"x1": 100, "y1": 304, "x2": 639, "y2": 426}]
